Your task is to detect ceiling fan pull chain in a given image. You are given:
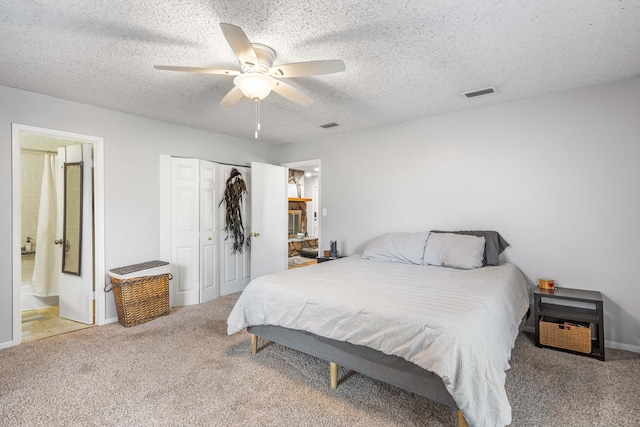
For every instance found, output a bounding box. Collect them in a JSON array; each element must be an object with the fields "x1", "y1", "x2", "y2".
[{"x1": 254, "y1": 99, "x2": 258, "y2": 139}]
